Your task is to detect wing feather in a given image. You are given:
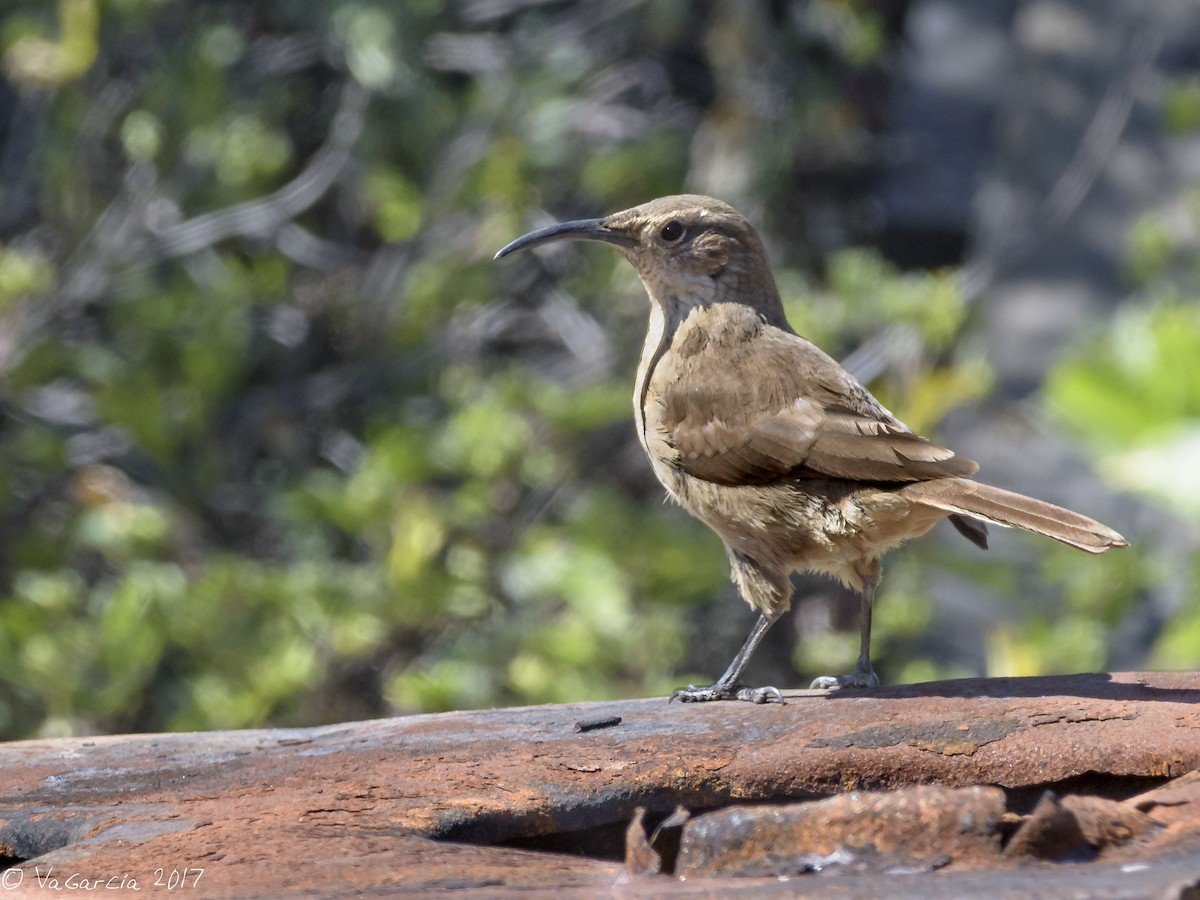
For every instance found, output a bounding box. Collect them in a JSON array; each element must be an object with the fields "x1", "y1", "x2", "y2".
[{"x1": 658, "y1": 323, "x2": 977, "y2": 486}]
